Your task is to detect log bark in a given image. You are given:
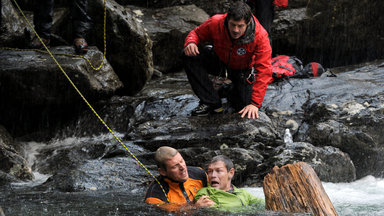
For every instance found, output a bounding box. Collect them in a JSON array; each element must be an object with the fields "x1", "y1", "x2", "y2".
[{"x1": 263, "y1": 161, "x2": 338, "y2": 216}]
